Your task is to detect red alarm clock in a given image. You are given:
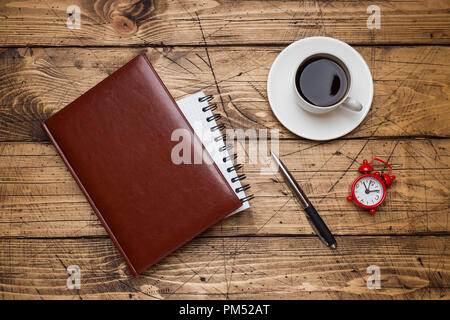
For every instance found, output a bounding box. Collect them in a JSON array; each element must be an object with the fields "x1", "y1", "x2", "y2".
[{"x1": 347, "y1": 158, "x2": 396, "y2": 215}]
